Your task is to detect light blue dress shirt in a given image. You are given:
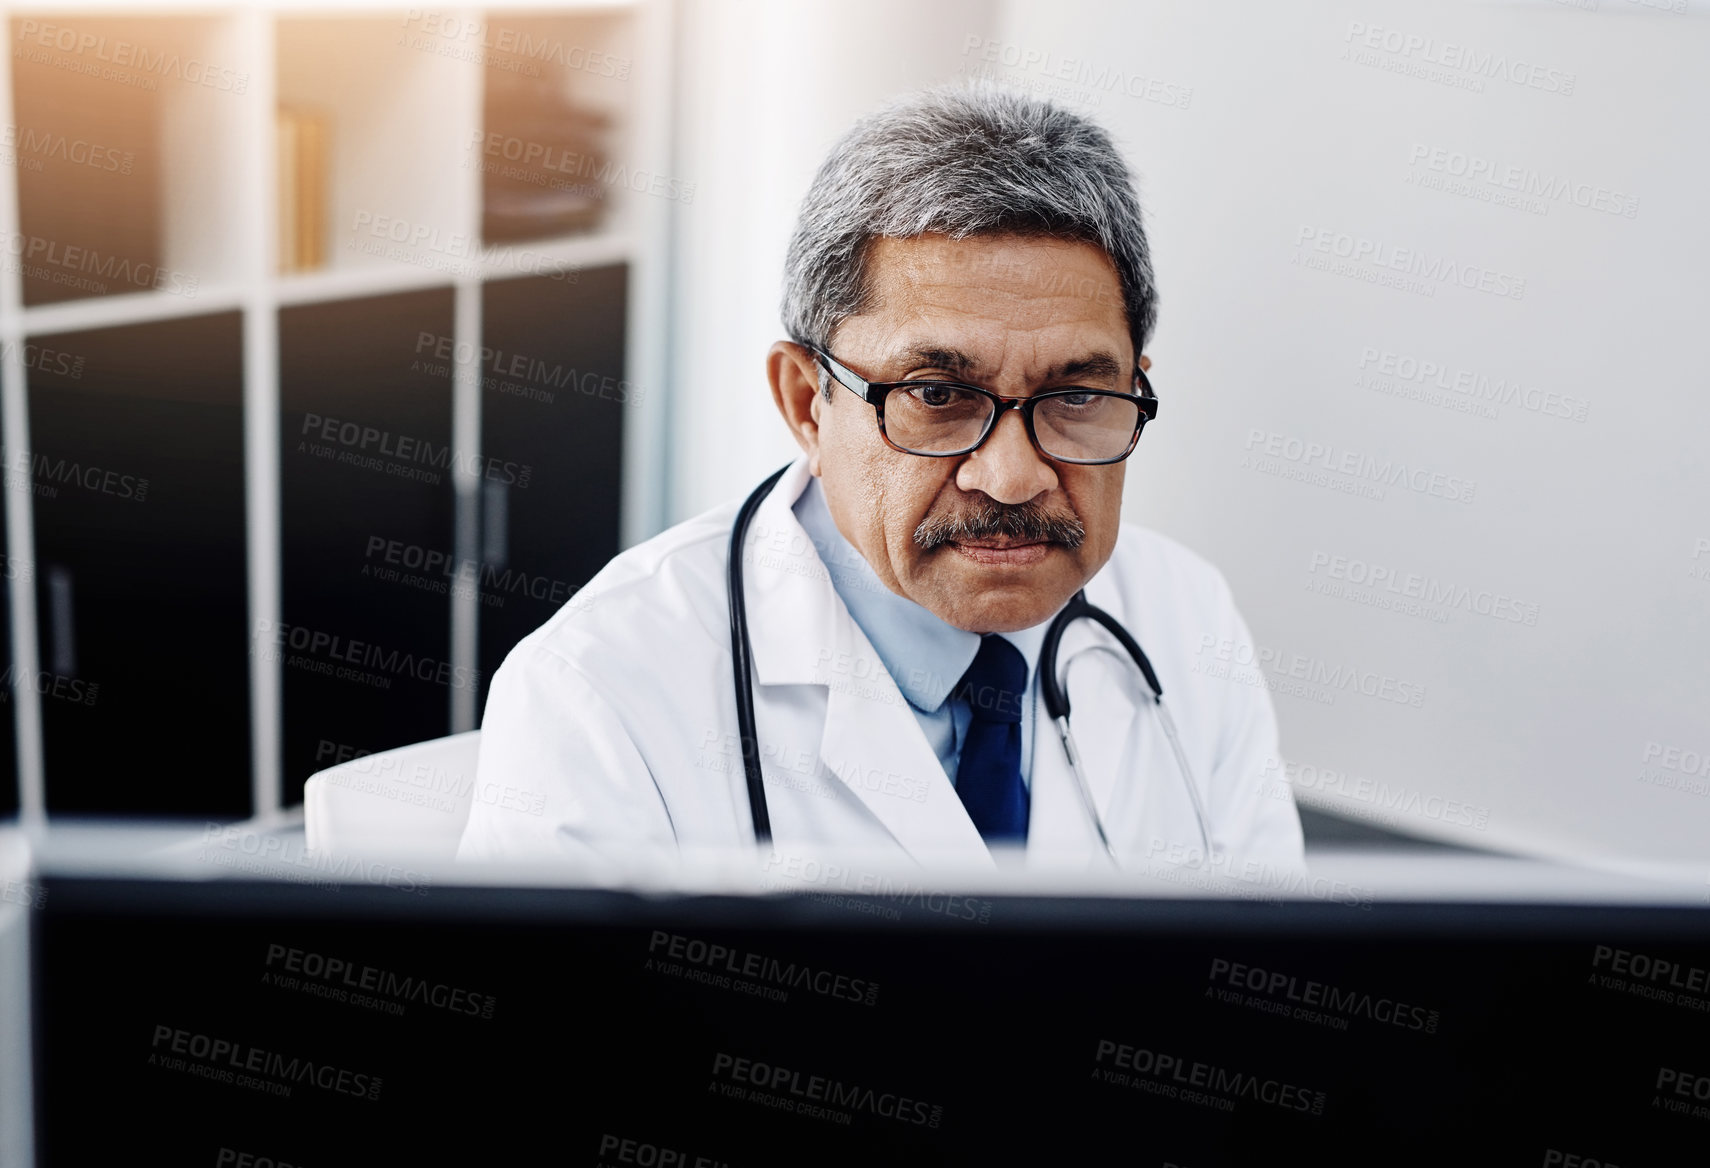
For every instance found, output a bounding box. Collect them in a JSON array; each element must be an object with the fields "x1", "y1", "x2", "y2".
[{"x1": 794, "y1": 475, "x2": 1050, "y2": 788}]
